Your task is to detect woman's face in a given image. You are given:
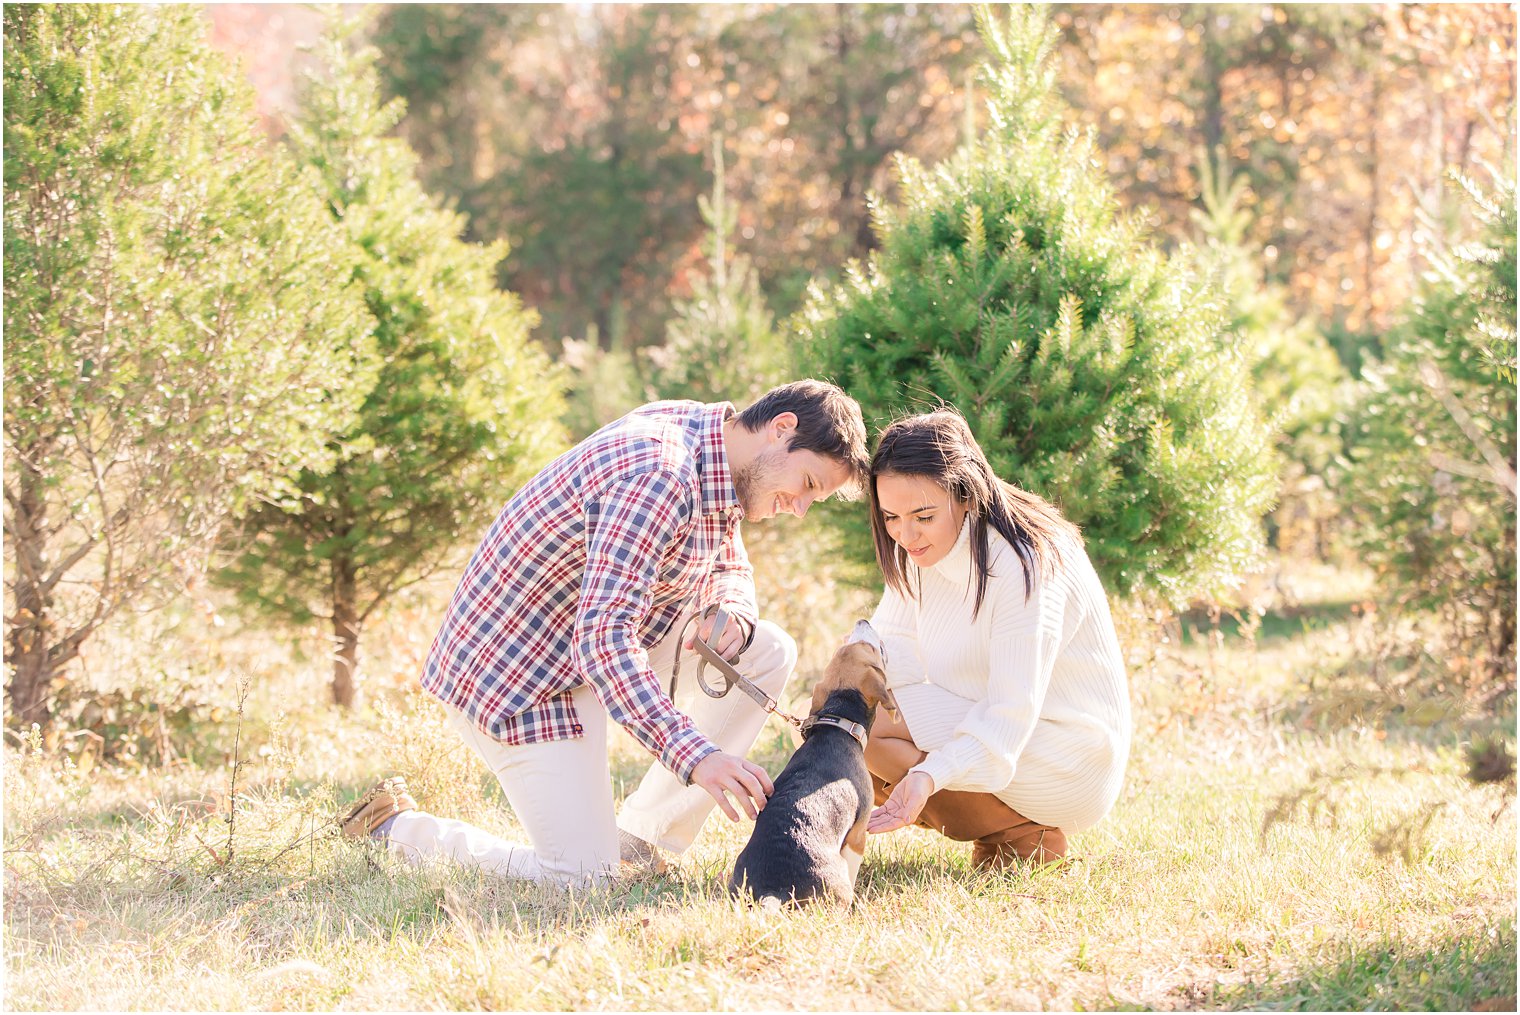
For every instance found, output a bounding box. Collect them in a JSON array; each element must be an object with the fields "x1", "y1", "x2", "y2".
[{"x1": 875, "y1": 472, "x2": 969, "y2": 569}]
